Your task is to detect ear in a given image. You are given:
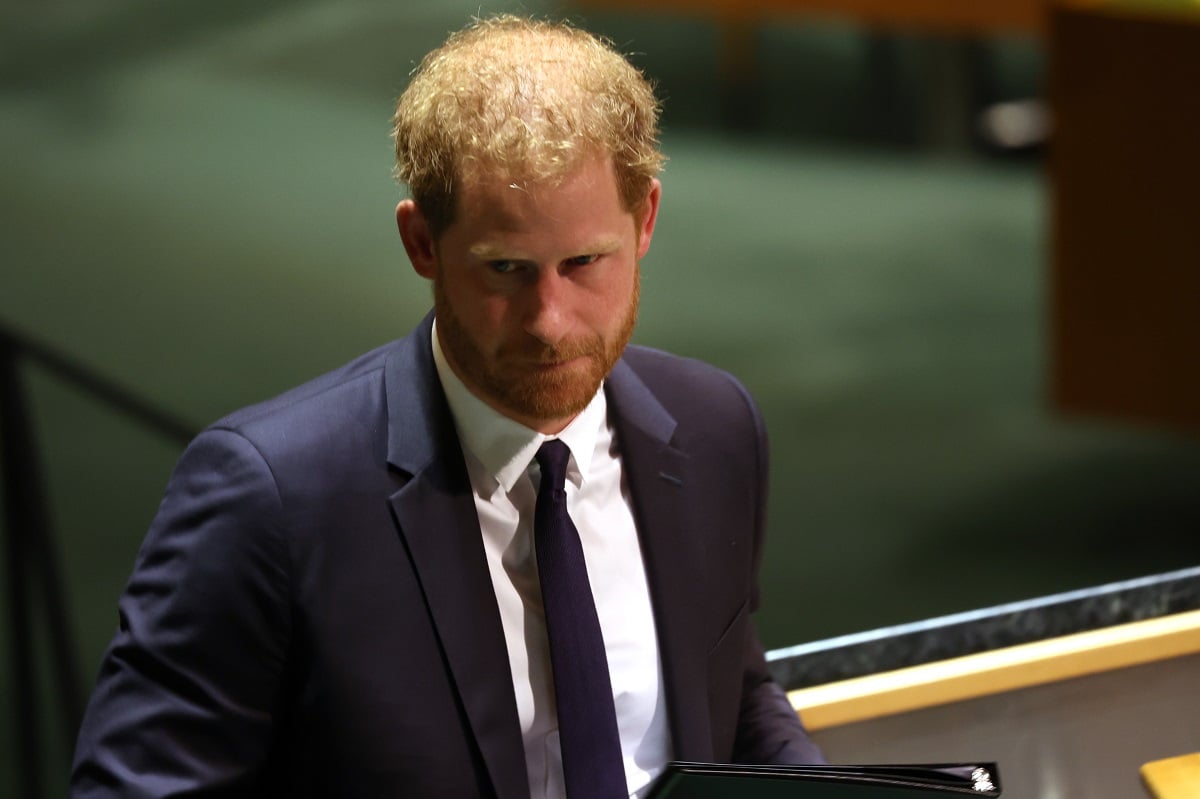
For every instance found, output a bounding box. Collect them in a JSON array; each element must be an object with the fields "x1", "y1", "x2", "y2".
[
  {"x1": 635, "y1": 178, "x2": 662, "y2": 260},
  {"x1": 396, "y1": 199, "x2": 438, "y2": 280}
]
